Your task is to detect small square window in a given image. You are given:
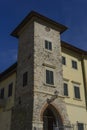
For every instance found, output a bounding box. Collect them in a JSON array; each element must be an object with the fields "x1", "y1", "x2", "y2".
[
  {"x1": 23, "y1": 72, "x2": 28, "y2": 87},
  {"x1": 8, "y1": 83, "x2": 13, "y2": 97},
  {"x1": 0, "y1": 88, "x2": 4, "y2": 99},
  {"x1": 62, "y1": 56, "x2": 66, "y2": 65},
  {"x1": 46, "y1": 70, "x2": 54, "y2": 85},
  {"x1": 72, "y1": 60, "x2": 77, "y2": 69},
  {"x1": 74, "y1": 86, "x2": 80, "y2": 99},
  {"x1": 64, "y1": 83, "x2": 68, "y2": 96},
  {"x1": 45, "y1": 40, "x2": 52, "y2": 50}
]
